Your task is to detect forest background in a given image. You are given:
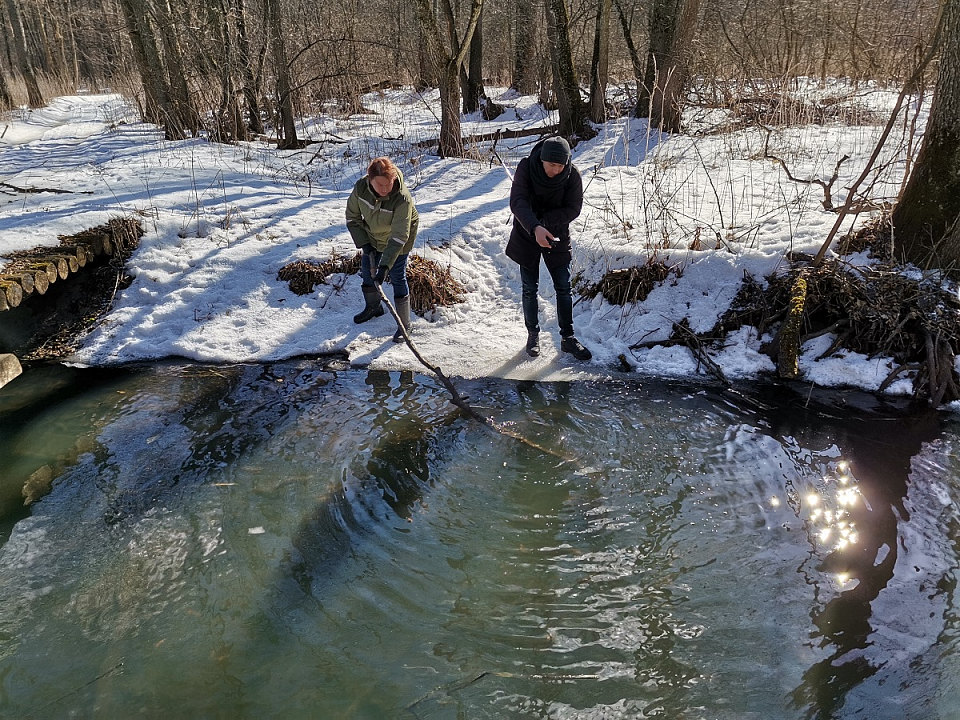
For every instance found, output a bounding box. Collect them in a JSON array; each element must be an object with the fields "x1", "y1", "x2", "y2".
[
  {"x1": 4, "y1": 0, "x2": 960, "y2": 404},
  {"x1": 0, "y1": 0, "x2": 943, "y2": 150}
]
